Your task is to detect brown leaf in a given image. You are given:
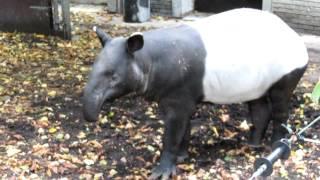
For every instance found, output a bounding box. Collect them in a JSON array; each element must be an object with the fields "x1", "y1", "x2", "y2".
[
  {"x1": 87, "y1": 140, "x2": 103, "y2": 149},
  {"x1": 12, "y1": 134, "x2": 24, "y2": 140},
  {"x1": 63, "y1": 161, "x2": 78, "y2": 169},
  {"x1": 224, "y1": 129, "x2": 238, "y2": 139},
  {"x1": 32, "y1": 144, "x2": 50, "y2": 156}
]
